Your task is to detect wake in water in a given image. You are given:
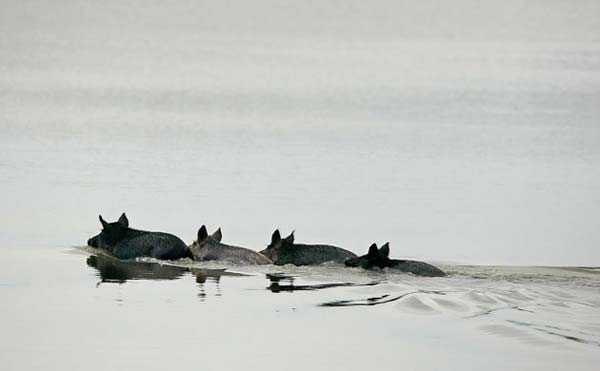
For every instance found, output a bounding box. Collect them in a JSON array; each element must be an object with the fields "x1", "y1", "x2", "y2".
[{"x1": 79, "y1": 247, "x2": 600, "y2": 350}]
